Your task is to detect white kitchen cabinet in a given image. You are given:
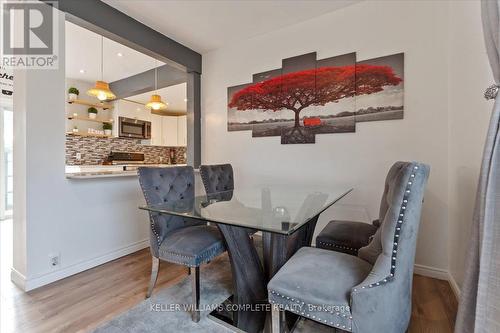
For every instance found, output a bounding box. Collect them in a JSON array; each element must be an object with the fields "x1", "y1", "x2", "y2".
[
  {"x1": 150, "y1": 114, "x2": 163, "y2": 146},
  {"x1": 144, "y1": 114, "x2": 187, "y2": 147},
  {"x1": 113, "y1": 100, "x2": 150, "y2": 120},
  {"x1": 177, "y1": 115, "x2": 187, "y2": 146},
  {"x1": 162, "y1": 116, "x2": 179, "y2": 146}
]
